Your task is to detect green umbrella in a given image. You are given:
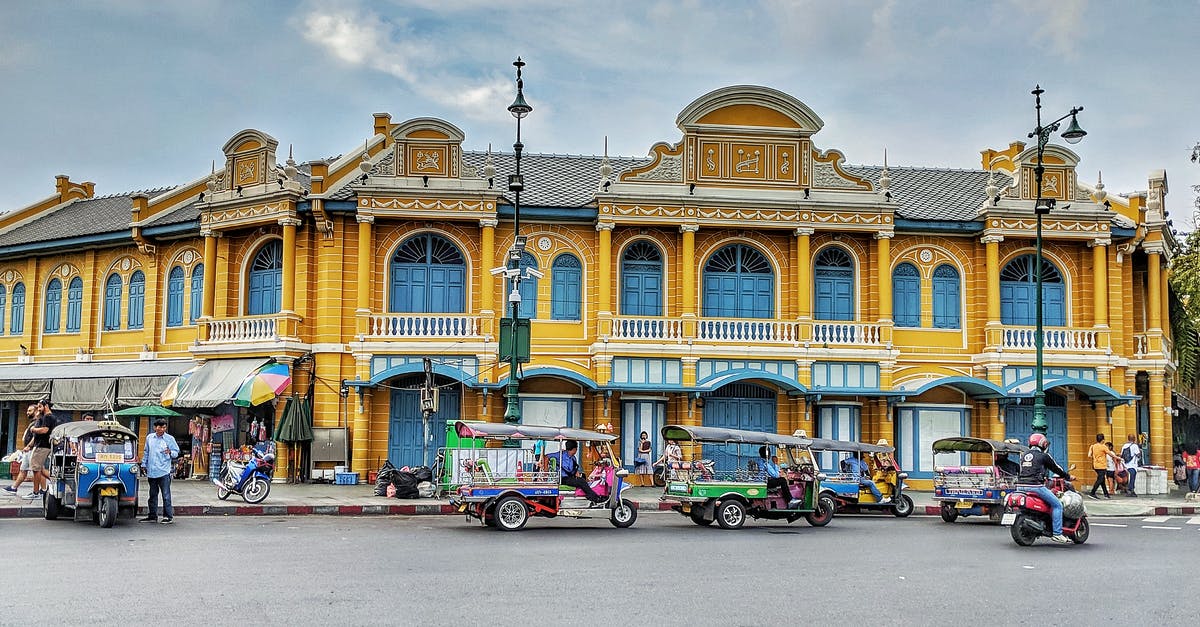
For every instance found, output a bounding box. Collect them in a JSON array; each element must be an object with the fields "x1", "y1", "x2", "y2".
[
  {"x1": 111, "y1": 405, "x2": 183, "y2": 417},
  {"x1": 275, "y1": 395, "x2": 313, "y2": 443}
]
